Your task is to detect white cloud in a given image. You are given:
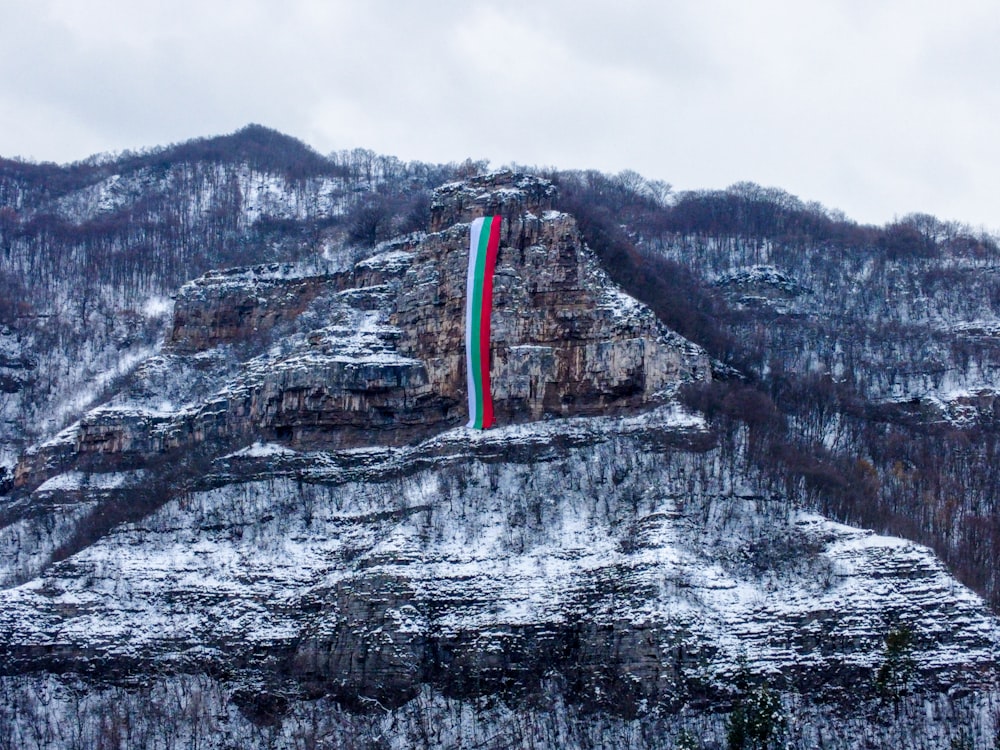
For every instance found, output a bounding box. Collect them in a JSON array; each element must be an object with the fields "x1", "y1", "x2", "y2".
[{"x1": 0, "y1": 0, "x2": 998, "y2": 230}]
